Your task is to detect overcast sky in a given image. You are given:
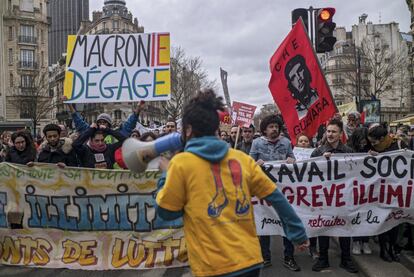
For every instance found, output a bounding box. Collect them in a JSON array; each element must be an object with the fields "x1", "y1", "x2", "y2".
[{"x1": 90, "y1": 0, "x2": 411, "y2": 108}]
